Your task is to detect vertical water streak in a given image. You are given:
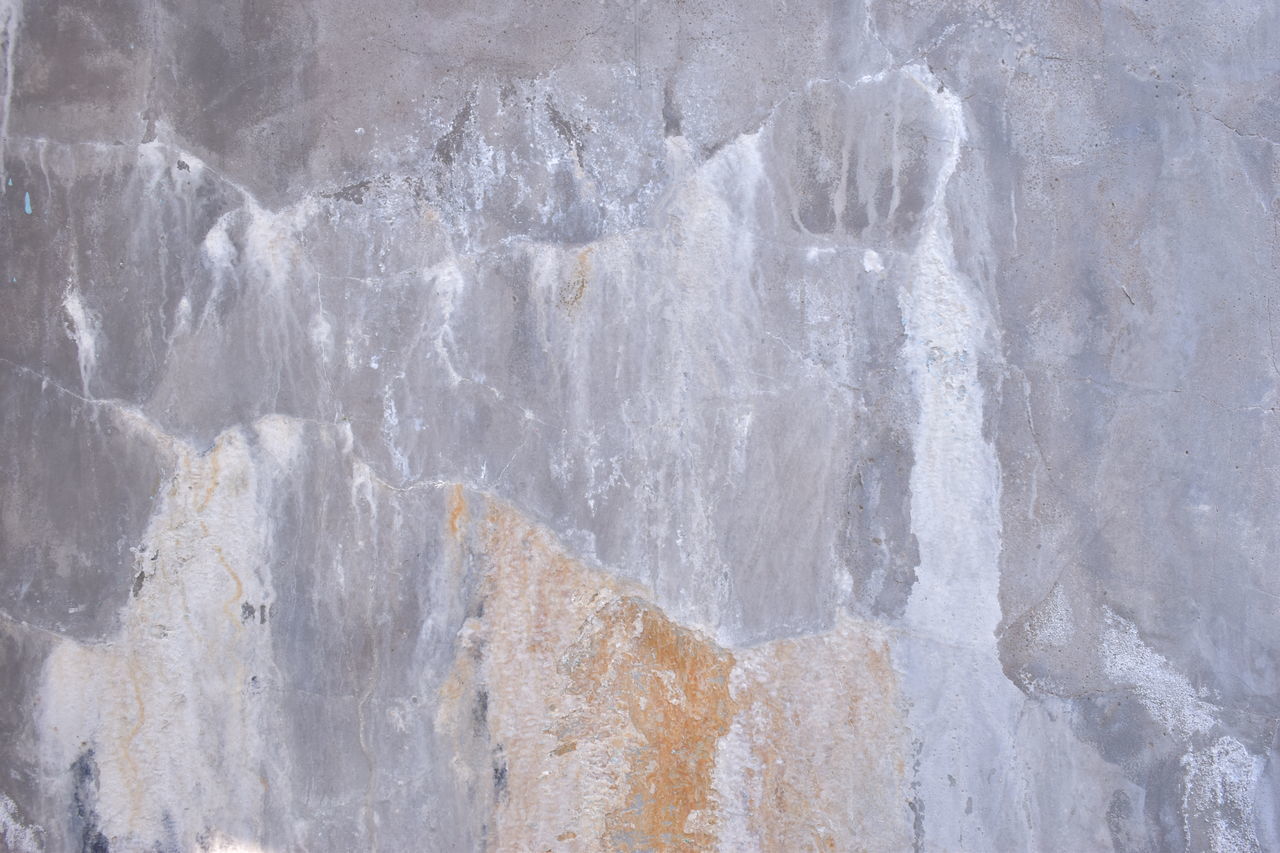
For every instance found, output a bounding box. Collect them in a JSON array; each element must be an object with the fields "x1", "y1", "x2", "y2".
[{"x1": 896, "y1": 64, "x2": 1024, "y2": 850}]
